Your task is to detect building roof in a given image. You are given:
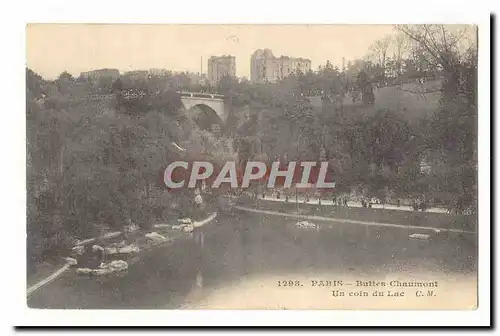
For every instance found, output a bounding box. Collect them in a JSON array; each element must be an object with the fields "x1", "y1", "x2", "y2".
[
  {"x1": 124, "y1": 70, "x2": 148, "y2": 75},
  {"x1": 292, "y1": 57, "x2": 311, "y2": 62},
  {"x1": 252, "y1": 49, "x2": 310, "y2": 63},
  {"x1": 210, "y1": 55, "x2": 235, "y2": 60},
  {"x1": 252, "y1": 48, "x2": 275, "y2": 59},
  {"x1": 81, "y1": 68, "x2": 119, "y2": 74}
]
